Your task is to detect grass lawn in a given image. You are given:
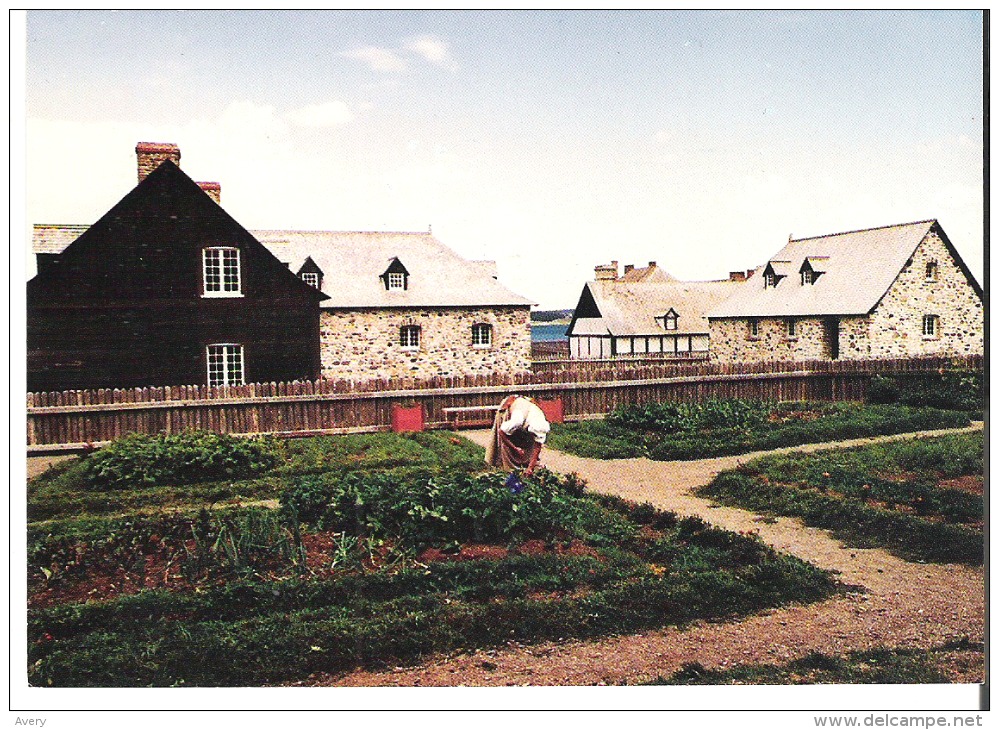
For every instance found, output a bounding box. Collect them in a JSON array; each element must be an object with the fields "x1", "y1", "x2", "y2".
[
  {"x1": 547, "y1": 401, "x2": 972, "y2": 462},
  {"x1": 27, "y1": 430, "x2": 838, "y2": 687},
  {"x1": 646, "y1": 639, "x2": 984, "y2": 685},
  {"x1": 697, "y1": 433, "x2": 984, "y2": 565}
]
